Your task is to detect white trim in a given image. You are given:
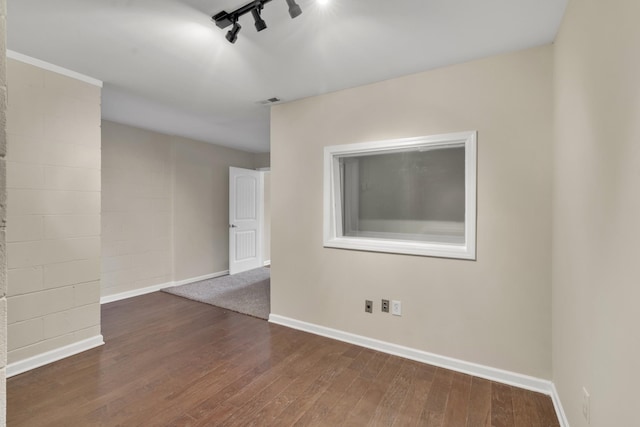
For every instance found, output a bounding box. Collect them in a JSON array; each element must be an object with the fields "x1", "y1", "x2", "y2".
[
  {"x1": 550, "y1": 383, "x2": 570, "y2": 427},
  {"x1": 100, "y1": 270, "x2": 230, "y2": 304},
  {"x1": 7, "y1": 50, "x2": 103, "y2": 87},
  {"x1": 100, "y1": 282, "x2": 173, "y2": 304},
  {"x1": 7, "y1": 335, "x2": 104, "y2": 378},
  {"x1": 323, "y1": 131, "x2": 477, "y2": 260},
  {"x1": 263, "y1": 260, "x2": 271, "y2": 266},
  {"x1": 269, "y1": 314, "x2": 567, "y2": 426}
]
